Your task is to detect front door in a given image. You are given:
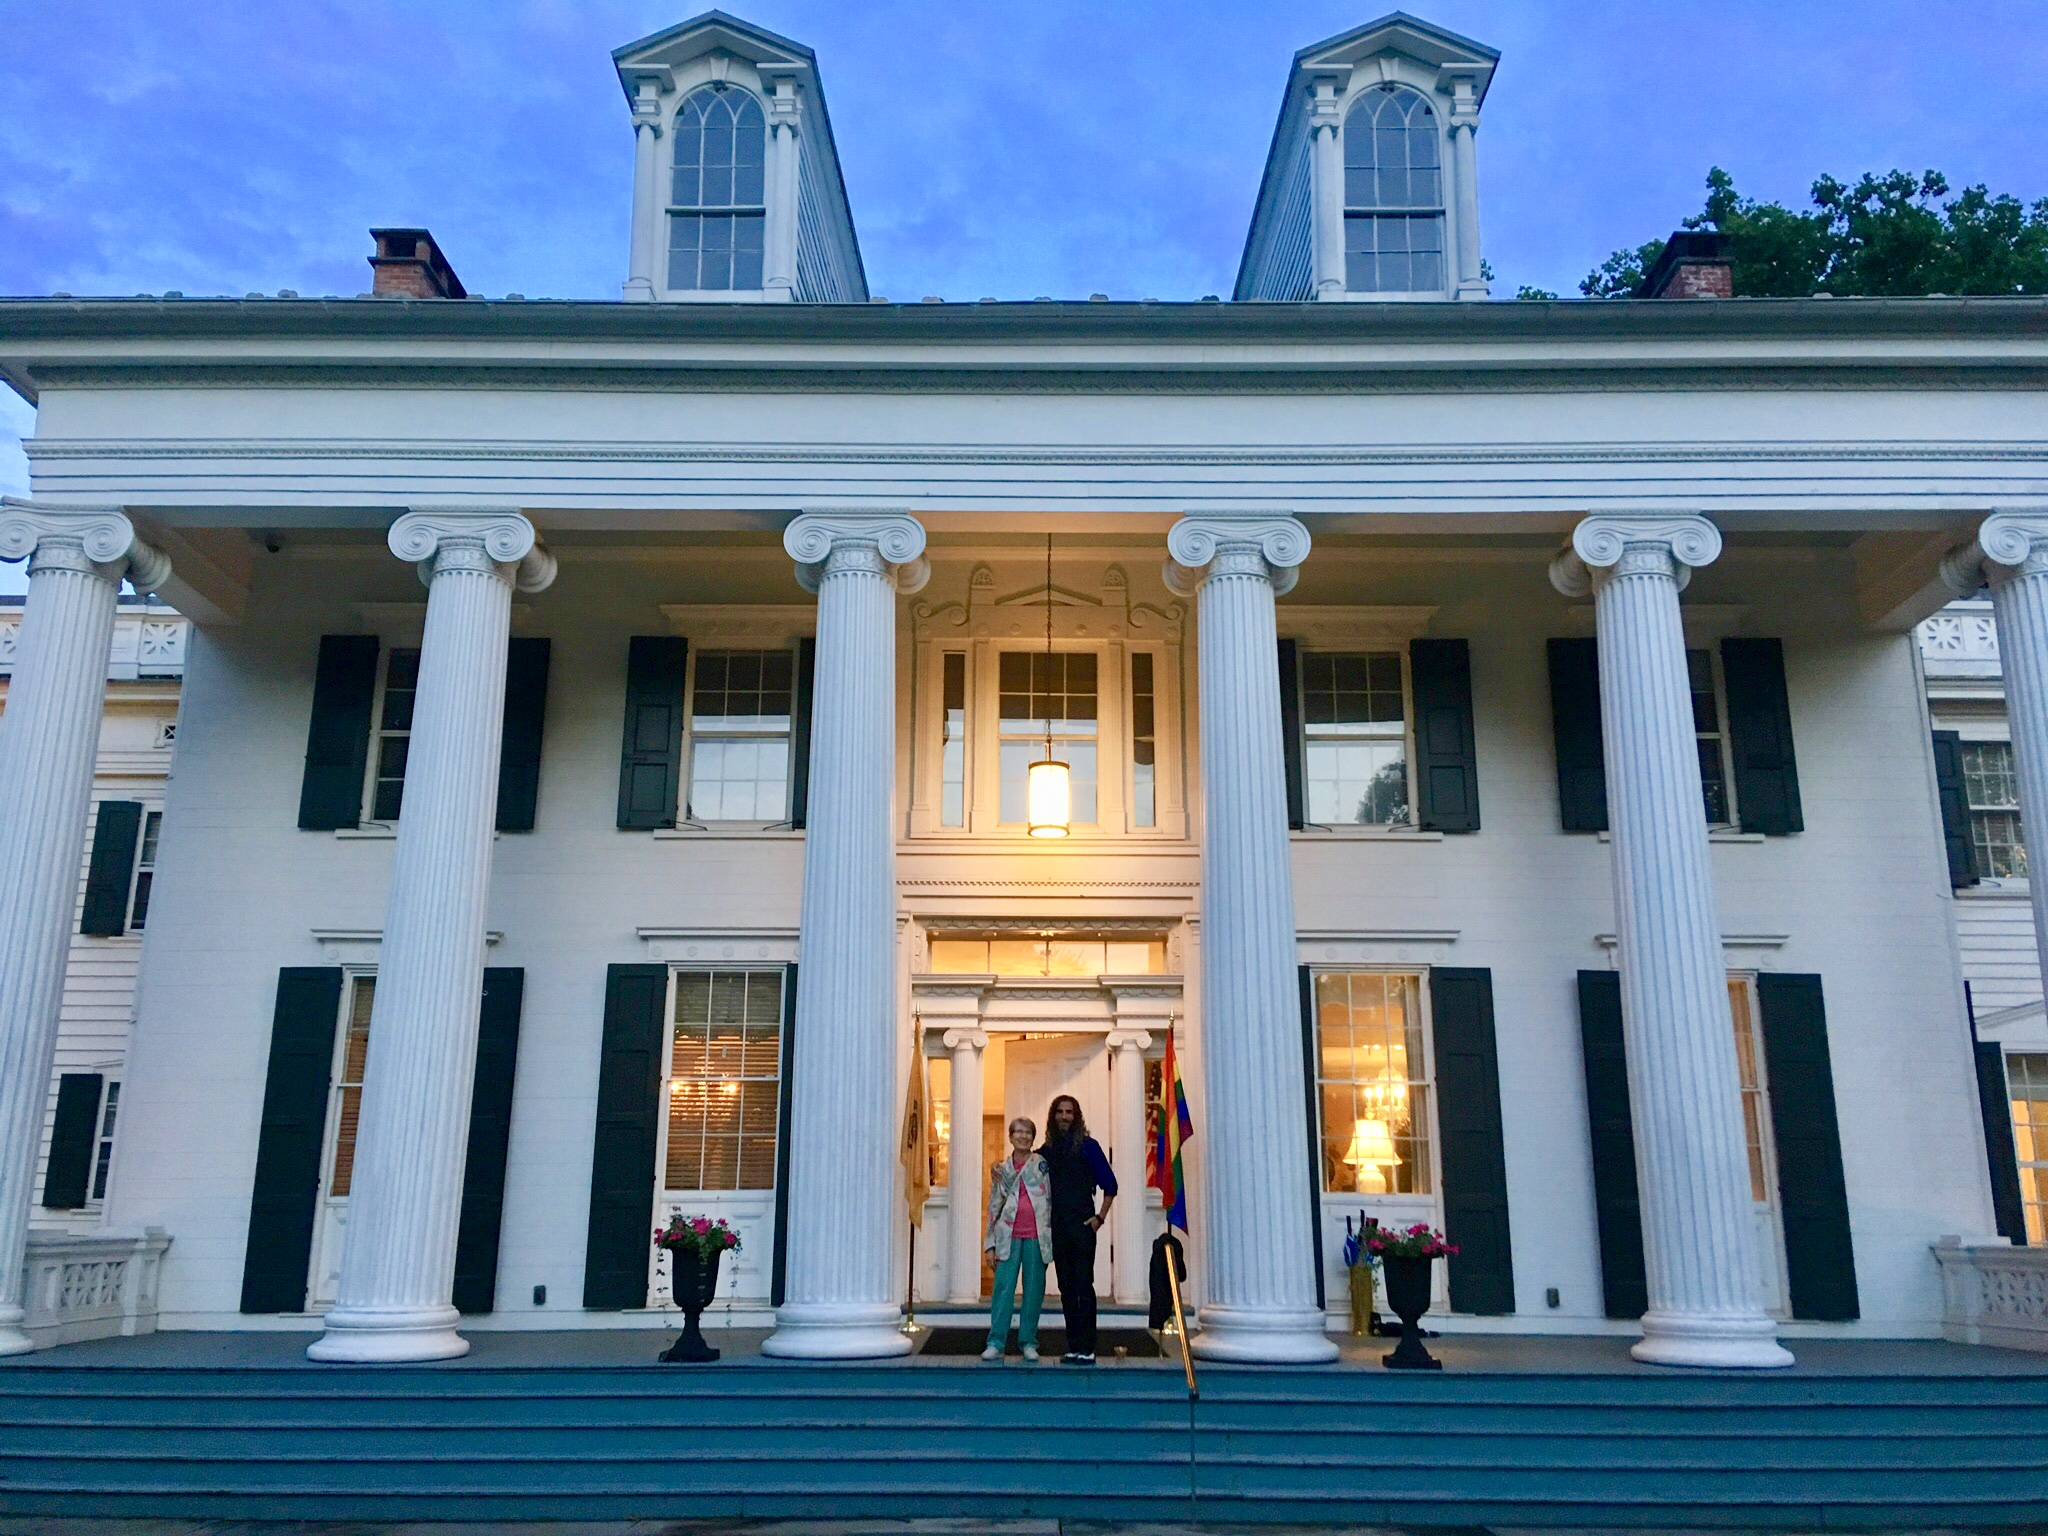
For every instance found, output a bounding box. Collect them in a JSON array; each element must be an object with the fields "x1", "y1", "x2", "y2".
[{"x1": 1003, "y1": 1033, "x2": 1112, "y2": 1298}]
